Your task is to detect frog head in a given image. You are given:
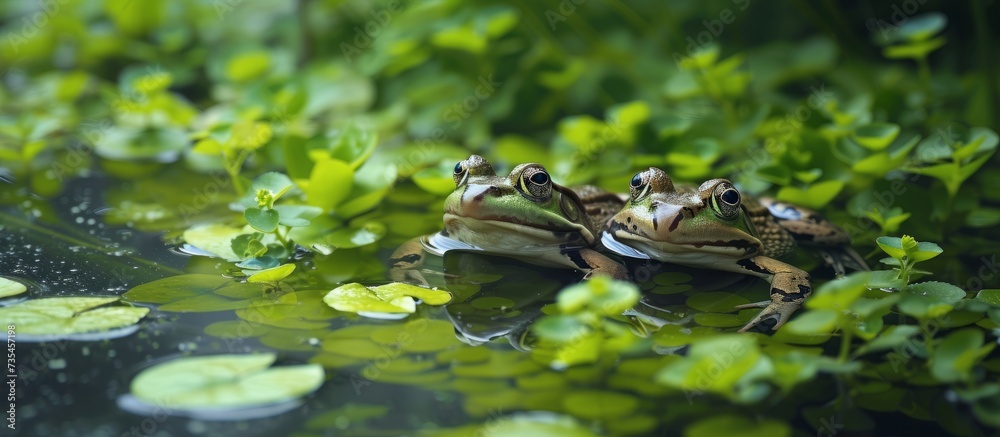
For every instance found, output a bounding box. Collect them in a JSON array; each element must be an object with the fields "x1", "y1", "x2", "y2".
[
  {"x1": 602, "y1": 167, "x2": 763, "y2": 261},
  {"x1": 441, "y1": 155, "x2": 596, "y2": 250}
]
